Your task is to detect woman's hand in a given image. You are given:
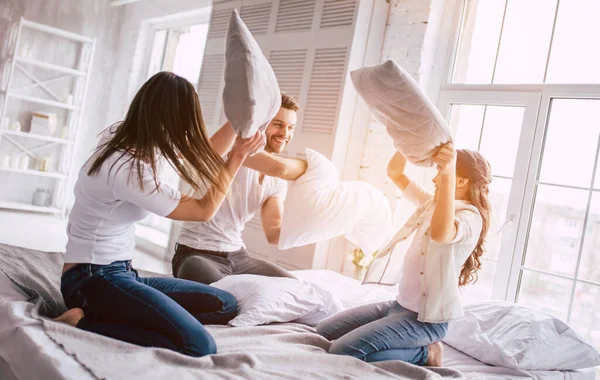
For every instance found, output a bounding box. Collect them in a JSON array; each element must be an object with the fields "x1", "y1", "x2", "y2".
[
  {"x1": 230, "y1": 131, "x2": 266, "y2": 160},
  {"x1": 433, "y1": 143, "x2": 456, "y2": 176}
]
